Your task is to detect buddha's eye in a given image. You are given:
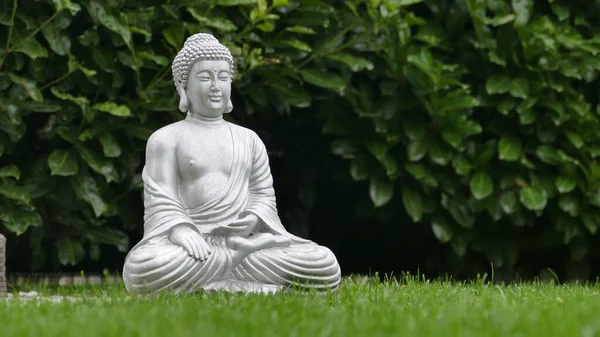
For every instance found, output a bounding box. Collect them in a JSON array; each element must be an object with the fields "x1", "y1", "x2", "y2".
[{"x1": 219, "y1": 76, "x2": 229, "y2": 81}]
